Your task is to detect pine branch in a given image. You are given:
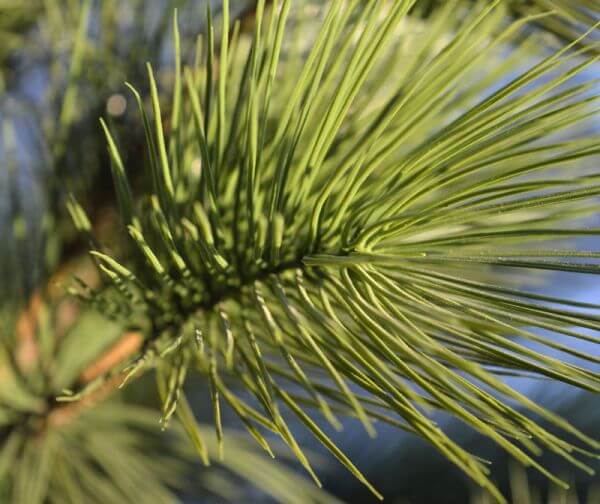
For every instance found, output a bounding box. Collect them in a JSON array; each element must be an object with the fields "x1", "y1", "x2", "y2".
[{"x1": 67, "y1": 1, "x2": 600, "y2": 502}]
